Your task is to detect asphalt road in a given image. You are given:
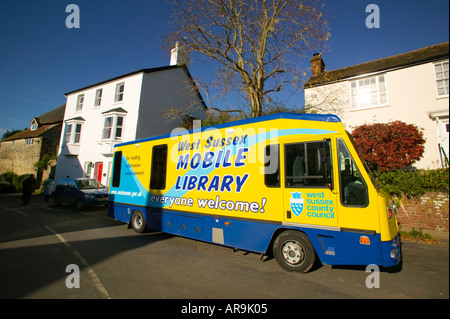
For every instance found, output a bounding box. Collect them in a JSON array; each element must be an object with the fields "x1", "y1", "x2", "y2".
[{"x1": 0, "y1": 193, "x2": 448, "y2": 303}]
